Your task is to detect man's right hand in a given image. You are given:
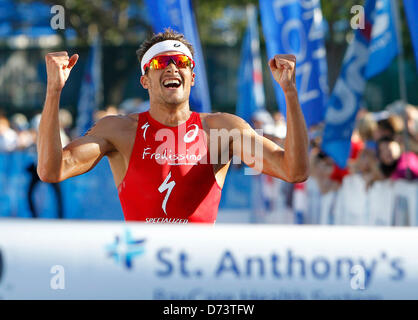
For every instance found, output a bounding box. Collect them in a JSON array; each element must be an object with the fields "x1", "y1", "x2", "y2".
[{"x1": 45, "y1": 52, "x2": 78, "y2": 92}]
